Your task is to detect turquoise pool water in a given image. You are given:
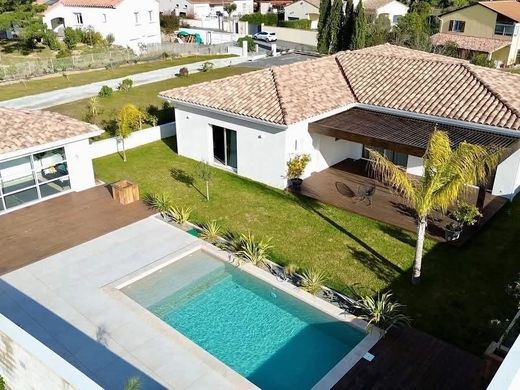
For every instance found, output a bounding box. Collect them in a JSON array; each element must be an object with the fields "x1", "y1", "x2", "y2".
[{"x1": 122, "y1": 250, "x2": 365, "y2": 390}]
